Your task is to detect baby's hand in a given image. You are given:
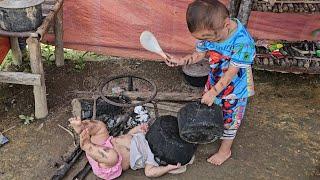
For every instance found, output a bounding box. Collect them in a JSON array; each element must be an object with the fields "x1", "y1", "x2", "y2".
[
  {"x1": 201, "y1": 90, "x2": 216, "y2": 106},
  {"x1": 139, "y1": 123, "x2": 149, "y2": 134},
  {"x1": 166, "y1": 163, "x2": 181, "y2": 170},
  {"x1": 138, "y1": 123, "x2": 149, "y2": 134},
  {"x1": 164, "y1": 53, "x2": 183, "y2": 67}
]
